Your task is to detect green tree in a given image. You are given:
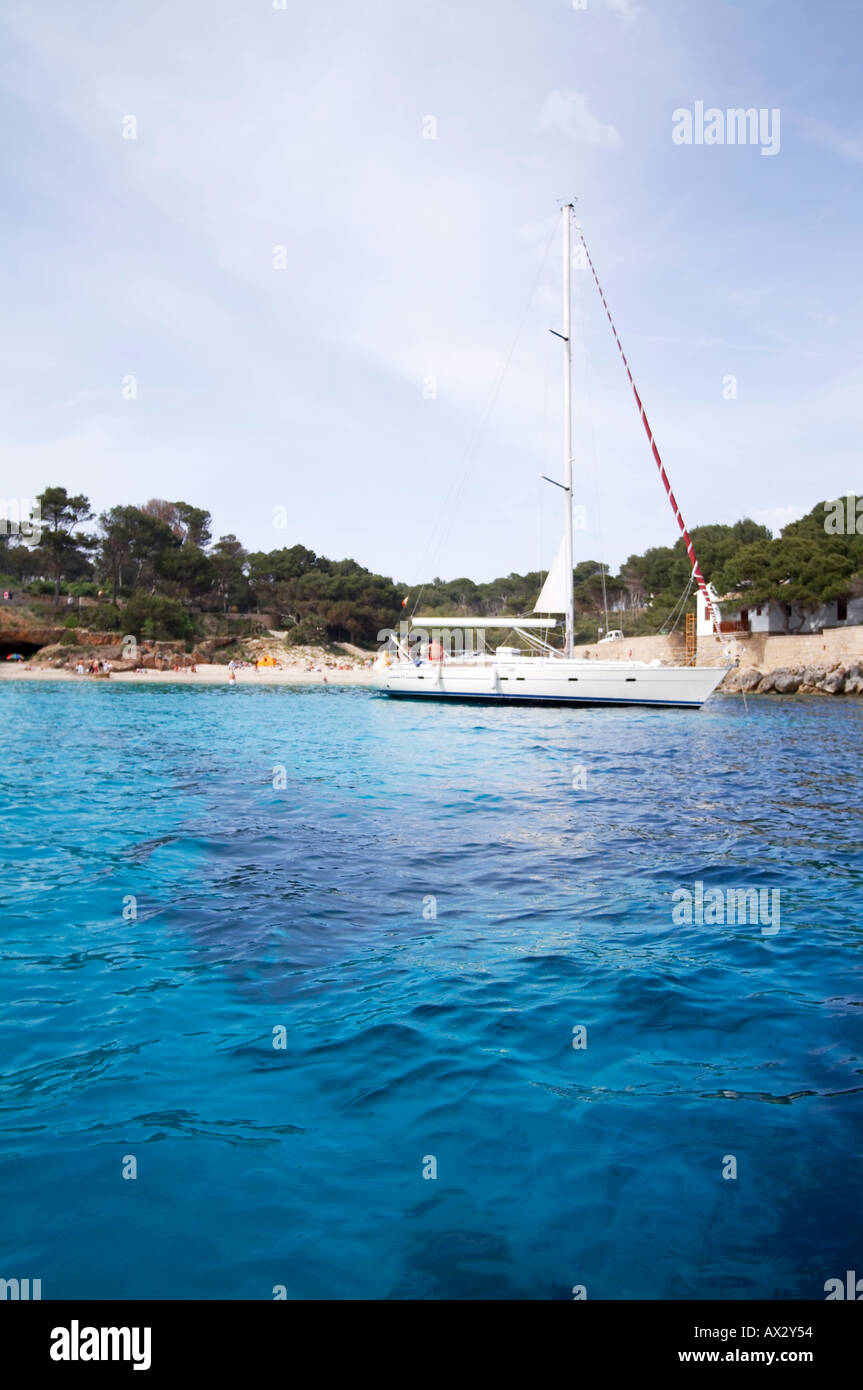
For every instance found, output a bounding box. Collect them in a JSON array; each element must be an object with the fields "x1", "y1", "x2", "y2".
[
  {"x1": 686, "y1": 519, "x2": 772, "y2": 577},
  {"x1": 173, "y1": 503, "x2": 212, "y2": 549},
  {"x1": 156, "y1": 544, "x2": 213, "y2": 602},
  {"x1": 122, "y1": 593, "x2": 195, "y2": 642},
  {"x1": 210, "y1": 535, "x2": 250, "y2": 614},
  {"x1": 97, "y1": 505, "x2": 181, "y2": 600},
  {"x1": 35, "y1": 486, "x2": 95, "y2": 602},
  {"x1": 141, "y1": 499, "x2": 212, "y2": 549},
  {"x1": 716, "y1": 535, "x2": 855, "y2": 606}
]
